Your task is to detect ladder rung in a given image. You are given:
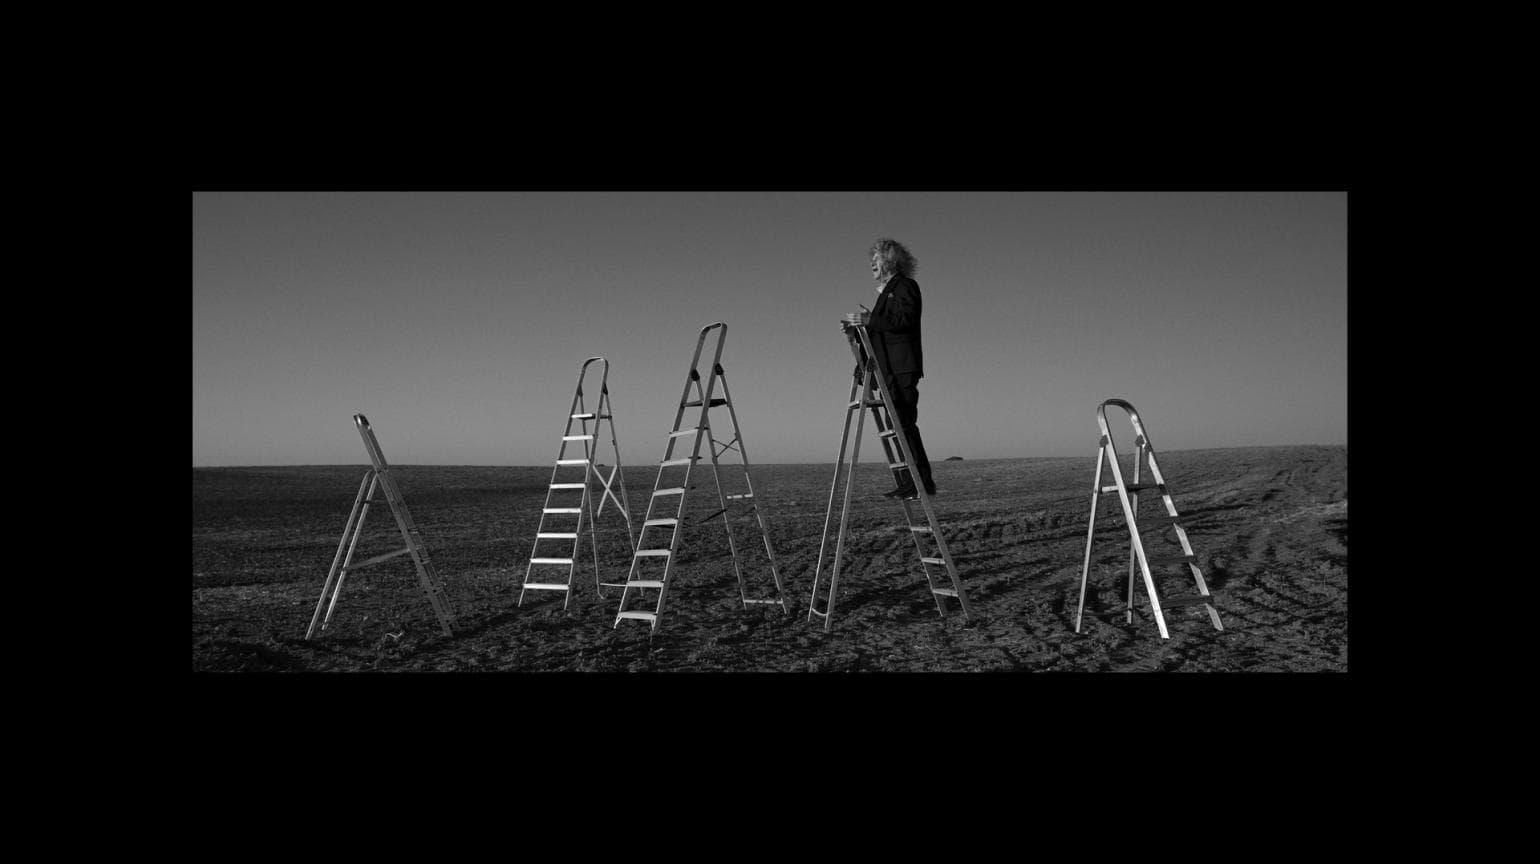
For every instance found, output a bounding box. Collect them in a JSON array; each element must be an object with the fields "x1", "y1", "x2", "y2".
[
  {"x1": 340, "y1": 547, "x2": 413, "y2": 571},
  {"x1": 849, "y1": 399, "x2": 885, "y2": 408},
  {"x1": 616, "y1": 611, "x2": 657, "y2": 621},
  {"x1": 1104, "y1": 482, "x2": 1162, "y2": 493},
  {"x1": 522, "y1": 583, "x2": 571, "y2": 591},
  {"x1": 668, "y1": 428, "x2": 702, "y2": 438},
  {"x1": 562, "y1": 435, "x2": 595, "y2": 441},
  {"x1": 644, "y1": 519, "x2": 678, "y2": 527},
  {"x1": 1147, "y1": 554, "x2": 1196, "y2": 567},
  {"x1": 879, "y1": 429, "x2": 898, "y2": 438},
  {"x1": 599, "y1": 581, "x2": 629, "y2": 589},
  {"x1": 659, "y1": 457, "x2": 699, "y2": 467},
  {"x1": 743, "y1": 598, "x2": 781, "y2": 604},
  {"x1": 932, "y1": 587, "x2": 959, "y2": 597},
  {"x1": 557, "y1": 459, "x2": 590, "y2": 466},
  {"x1": 726, "y1": 493, "x2": 753, "y2": 500},
  {"x1": 1159, "y1": 594, "x2": 1213, "y2": 608},
  {"x1": 544, "y1": 508, "x2": 582, "y2": 514},
  {"x1": 625, "y1": 580, "x2": 666, "y2": 589},
  {"x1": 920, "y1": 557, "x2": 947, "y2": 566},
  {"x1": 682, "y1": 399, "x2": 728, "y2": 407},
  {"x1": 910, "y1": 526, "x2": 933, "y2": 533},
  {"x1": 653, "y1": 487, "x2": 685, "y2": 496},
  {"x1": 537, "y1": 532, "x2": 578, "y2": 539},
  {"x1": 888, "y1": 462, "x2": 908, "y2": 470},
  {"x1": 549, "y1": 483, "x2": 586, "y2": 489},
  {"x1": 809, "y1": 607, "x2": 829, "y2": 618},
  {"x1": 571, "y1": 413, "x2": 596, "y2": 419},
  {"x1": 529, "y1": 558, "x2": 574, "y2": 565},
  {"x1": 633, "y1": 549, "x2": 672, "y2": 557}
]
